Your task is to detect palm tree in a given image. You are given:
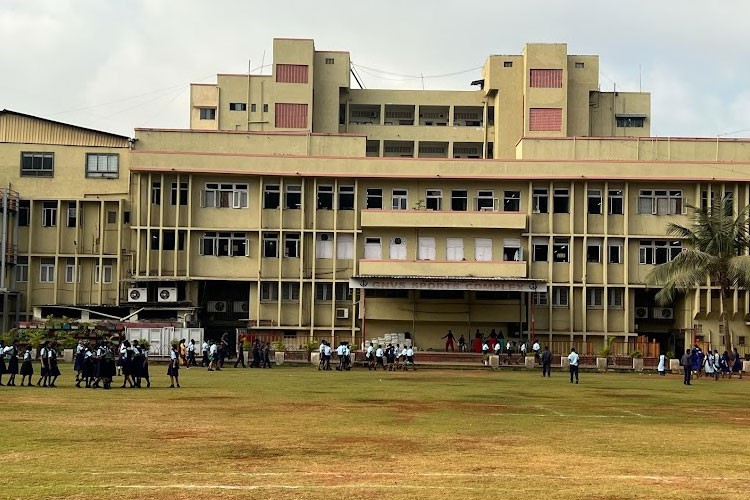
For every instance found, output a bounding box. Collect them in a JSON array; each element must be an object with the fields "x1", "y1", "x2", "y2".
[{"x1": 646, "y1": 195, "x2": 750, "y2": 350}]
